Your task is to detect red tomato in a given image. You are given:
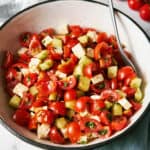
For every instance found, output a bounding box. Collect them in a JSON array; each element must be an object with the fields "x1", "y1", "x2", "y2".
[
  {"x1": 100, "y1": 111, "x2": 111, "y2": 125},
  {"x1": 90, "y1": 100, "x2": 105, "y2": 114},
  {"x1": 67, "y1": 122, "x2": 81, "y2": 143},
  {"x1": 13, "y1": 109, "x2": 30, "y2": 126},
  {"x1": 49, "y1": 127, "x2": 65, "y2": 144},
  {"x1": 110, "y1": 78, "x2": 117, "y2": 90},
  {"x1": 31, "y1": 100, "x2": 45, "y2": 107},
  {"x1": 64, "y1": 89, "x2": 77, "y2": 101},
  {"x1": 75, "y1": 96, "x2": 91, "y2": 113},
  {"x1": 123, "y1": 109, "x2": 133, "y2": 117},
  {"x1": 59, "y1": 75, "x2": 77, "y2": 90},
  {"x1": 38, "y1": 72, "x2": 50, "y2": 82},
  {"x1": 69, "y1": 25, "x2": 83, "y2": 38},
  {"x1": 98, "y1": 126, "x2": 112, "y2": 138},
  {"x1": 83, "y1": 63, "x2": 97, "y2": 78},
  {"x1": 100, "y1": 89, "x2": 120, "y2": 101},
  {"x1": 18, "y1": 52, "x2": 30, "y2": 63},
  {"x1": 99, "y1": 56, "x2": 112, "y2": 68},
  {"x1": 23, "y1": 73, "x2": 37, "y2": 87},
  {"x1": 128, "y1": 0, "x2": 144, "y2": 10},
  {"x1": 29, "y1": 34, "x2": 42, "y2": 55},
  {"x1": 117, "y1": 66, "x2": 135, "y2": 81},
  {"x1": 97, "y1": 32, "x2": 108, "y2": 43},
  {"x1": 111, "y1": 116, "x2": 128, "y2": 131},
  {"x1": 57, "y1": 54, "x2": 78, "y2": 74},
  {"x1": 28, "y1": 117, "x2": 37, "y2": 130},
  {"x1": 49, "y1": 102, "x2": 66, "y2": 116},
  {"x1": 35, "y1": 110, "x2": 54, "y2": 124},
  {"x1": 79, "y1": 117, "x2": 102, "y2": 132},
  {"x1": 5, "y1": 68, "x2": 18, "y2": 81},
  {"x1": 124, "y1": 73, "x2": 136, "y2": 86},
  {"x1": 19, "y1": 32, "x2": 32, "y2": 47},
  {"x1": 94, "y1": 42, "x2": 109, "y2": 60},
  {"x1": 39, "y1": 28, "x2": 54, "y2": 39},
  {"x1": 63, "y1": 45, "x2": 71, "y2": 59},
  {"x1": 108, "y1": 35, "x2": 118, "y2": 49},
  {"x1": 3, "y1": 51, "x2": 13, "y2": 69},
  {"x1": 12, "y1": 62, "x2": 28, "y2": 69},
  {"x1": 121, "y1": 86, "x2": 136, "y2": 97},
  {"x1": 130, "y1": 100, "x2": 142, "y2": 111},
  {"x1": 140, "y1": 4, "x2": 150, "y2": 21}
]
